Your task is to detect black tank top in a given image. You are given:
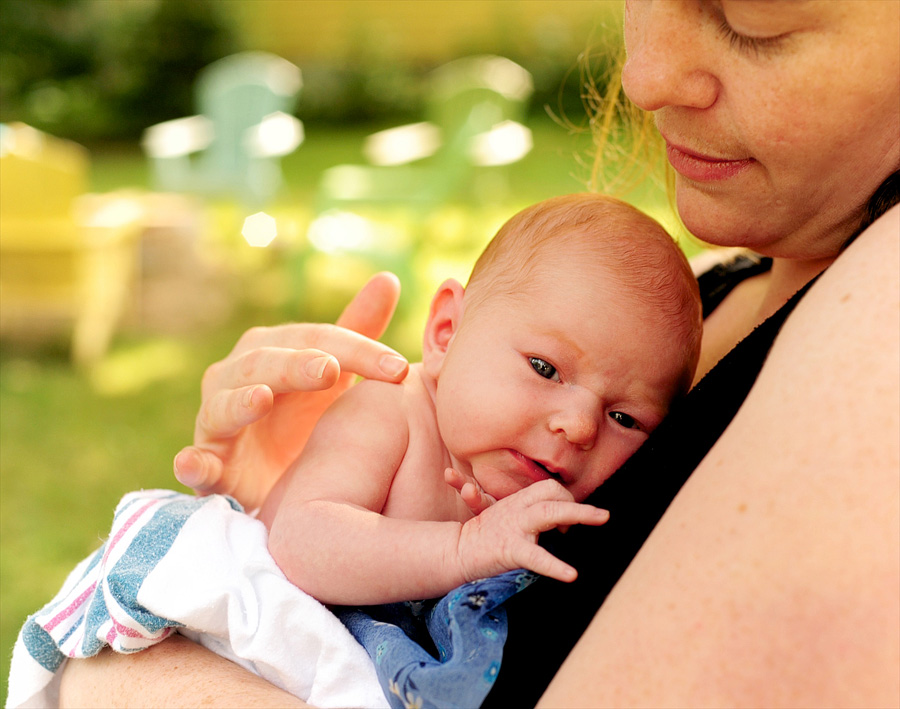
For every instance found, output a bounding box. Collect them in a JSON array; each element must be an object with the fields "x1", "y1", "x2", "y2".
[{"x1": 483, "y1": 256, "x2": 815, "y2": 706}]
